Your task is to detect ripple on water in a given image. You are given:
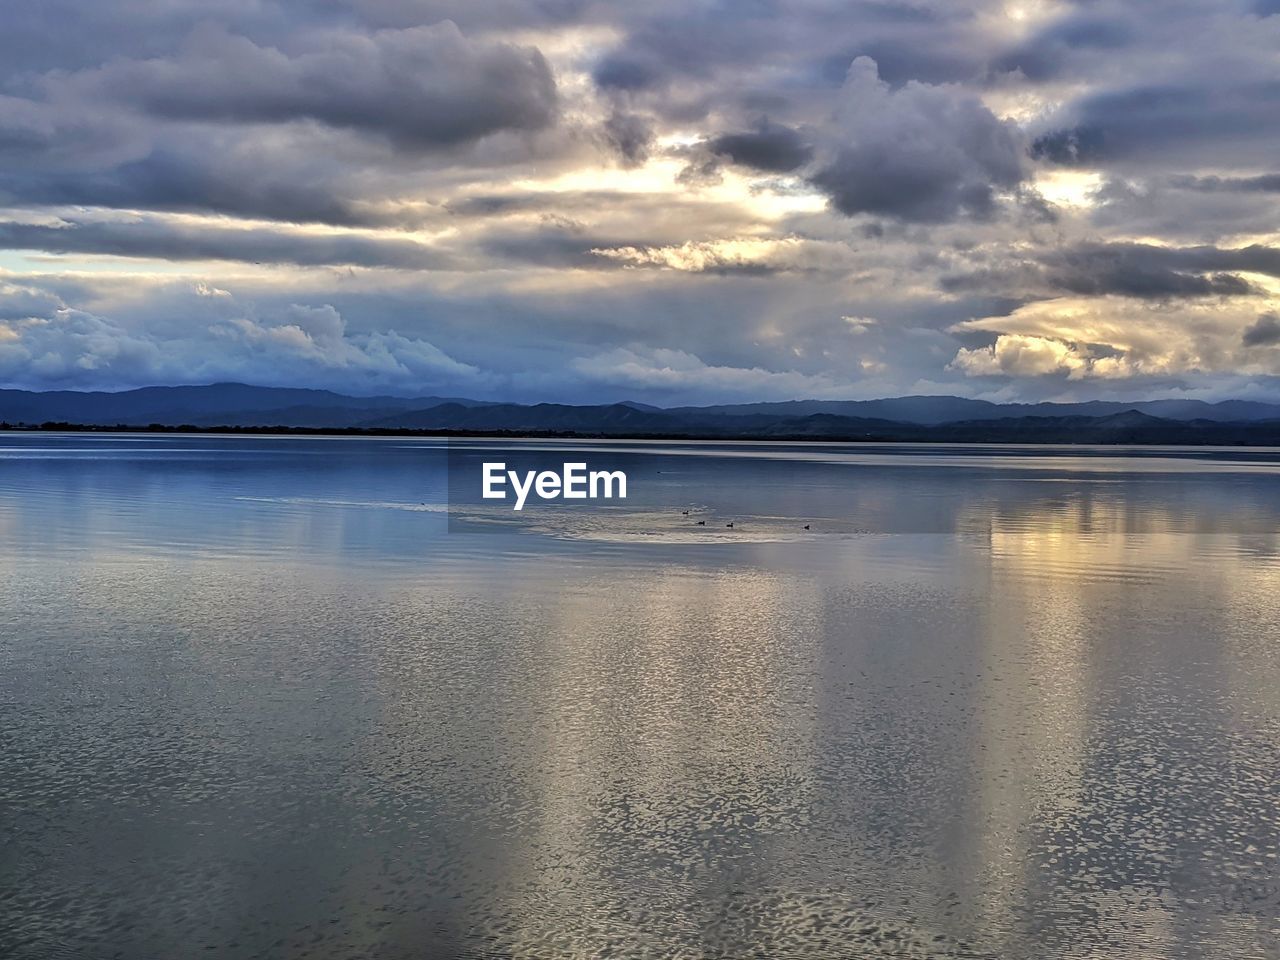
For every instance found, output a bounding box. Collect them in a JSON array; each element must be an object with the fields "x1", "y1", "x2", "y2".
[{"x1": 5, "y1": 437, "x2": 1280, "y2": 959}]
